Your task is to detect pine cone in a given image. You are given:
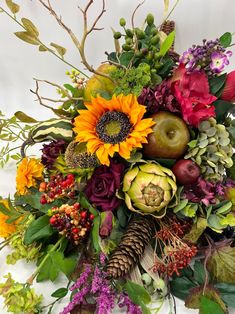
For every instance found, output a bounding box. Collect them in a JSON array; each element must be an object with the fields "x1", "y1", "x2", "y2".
[
  {"x1": 160, "y1": 20, "x2": 179, "y2": 62},
  {"x1": 106, "y1": 215, "x2": 155, "y2": 279}
]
